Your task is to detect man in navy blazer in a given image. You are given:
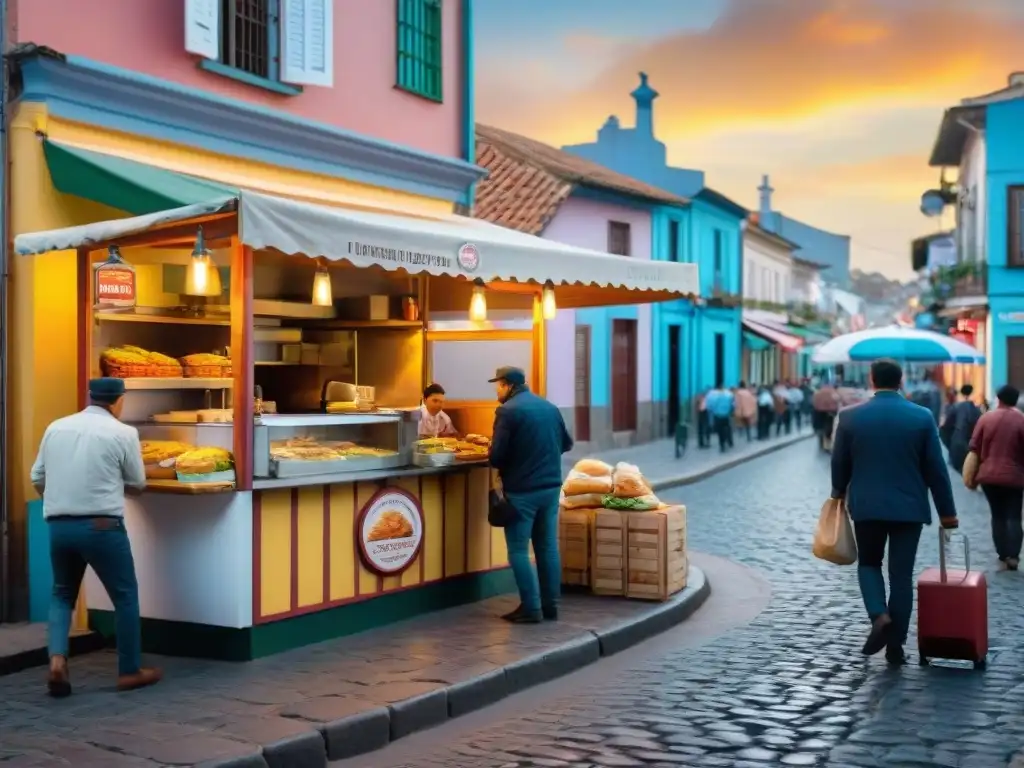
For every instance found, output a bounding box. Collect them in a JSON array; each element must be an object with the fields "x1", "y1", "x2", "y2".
[{"x1": 831, "y1": 359, "x2": 959, "y2": 664}]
